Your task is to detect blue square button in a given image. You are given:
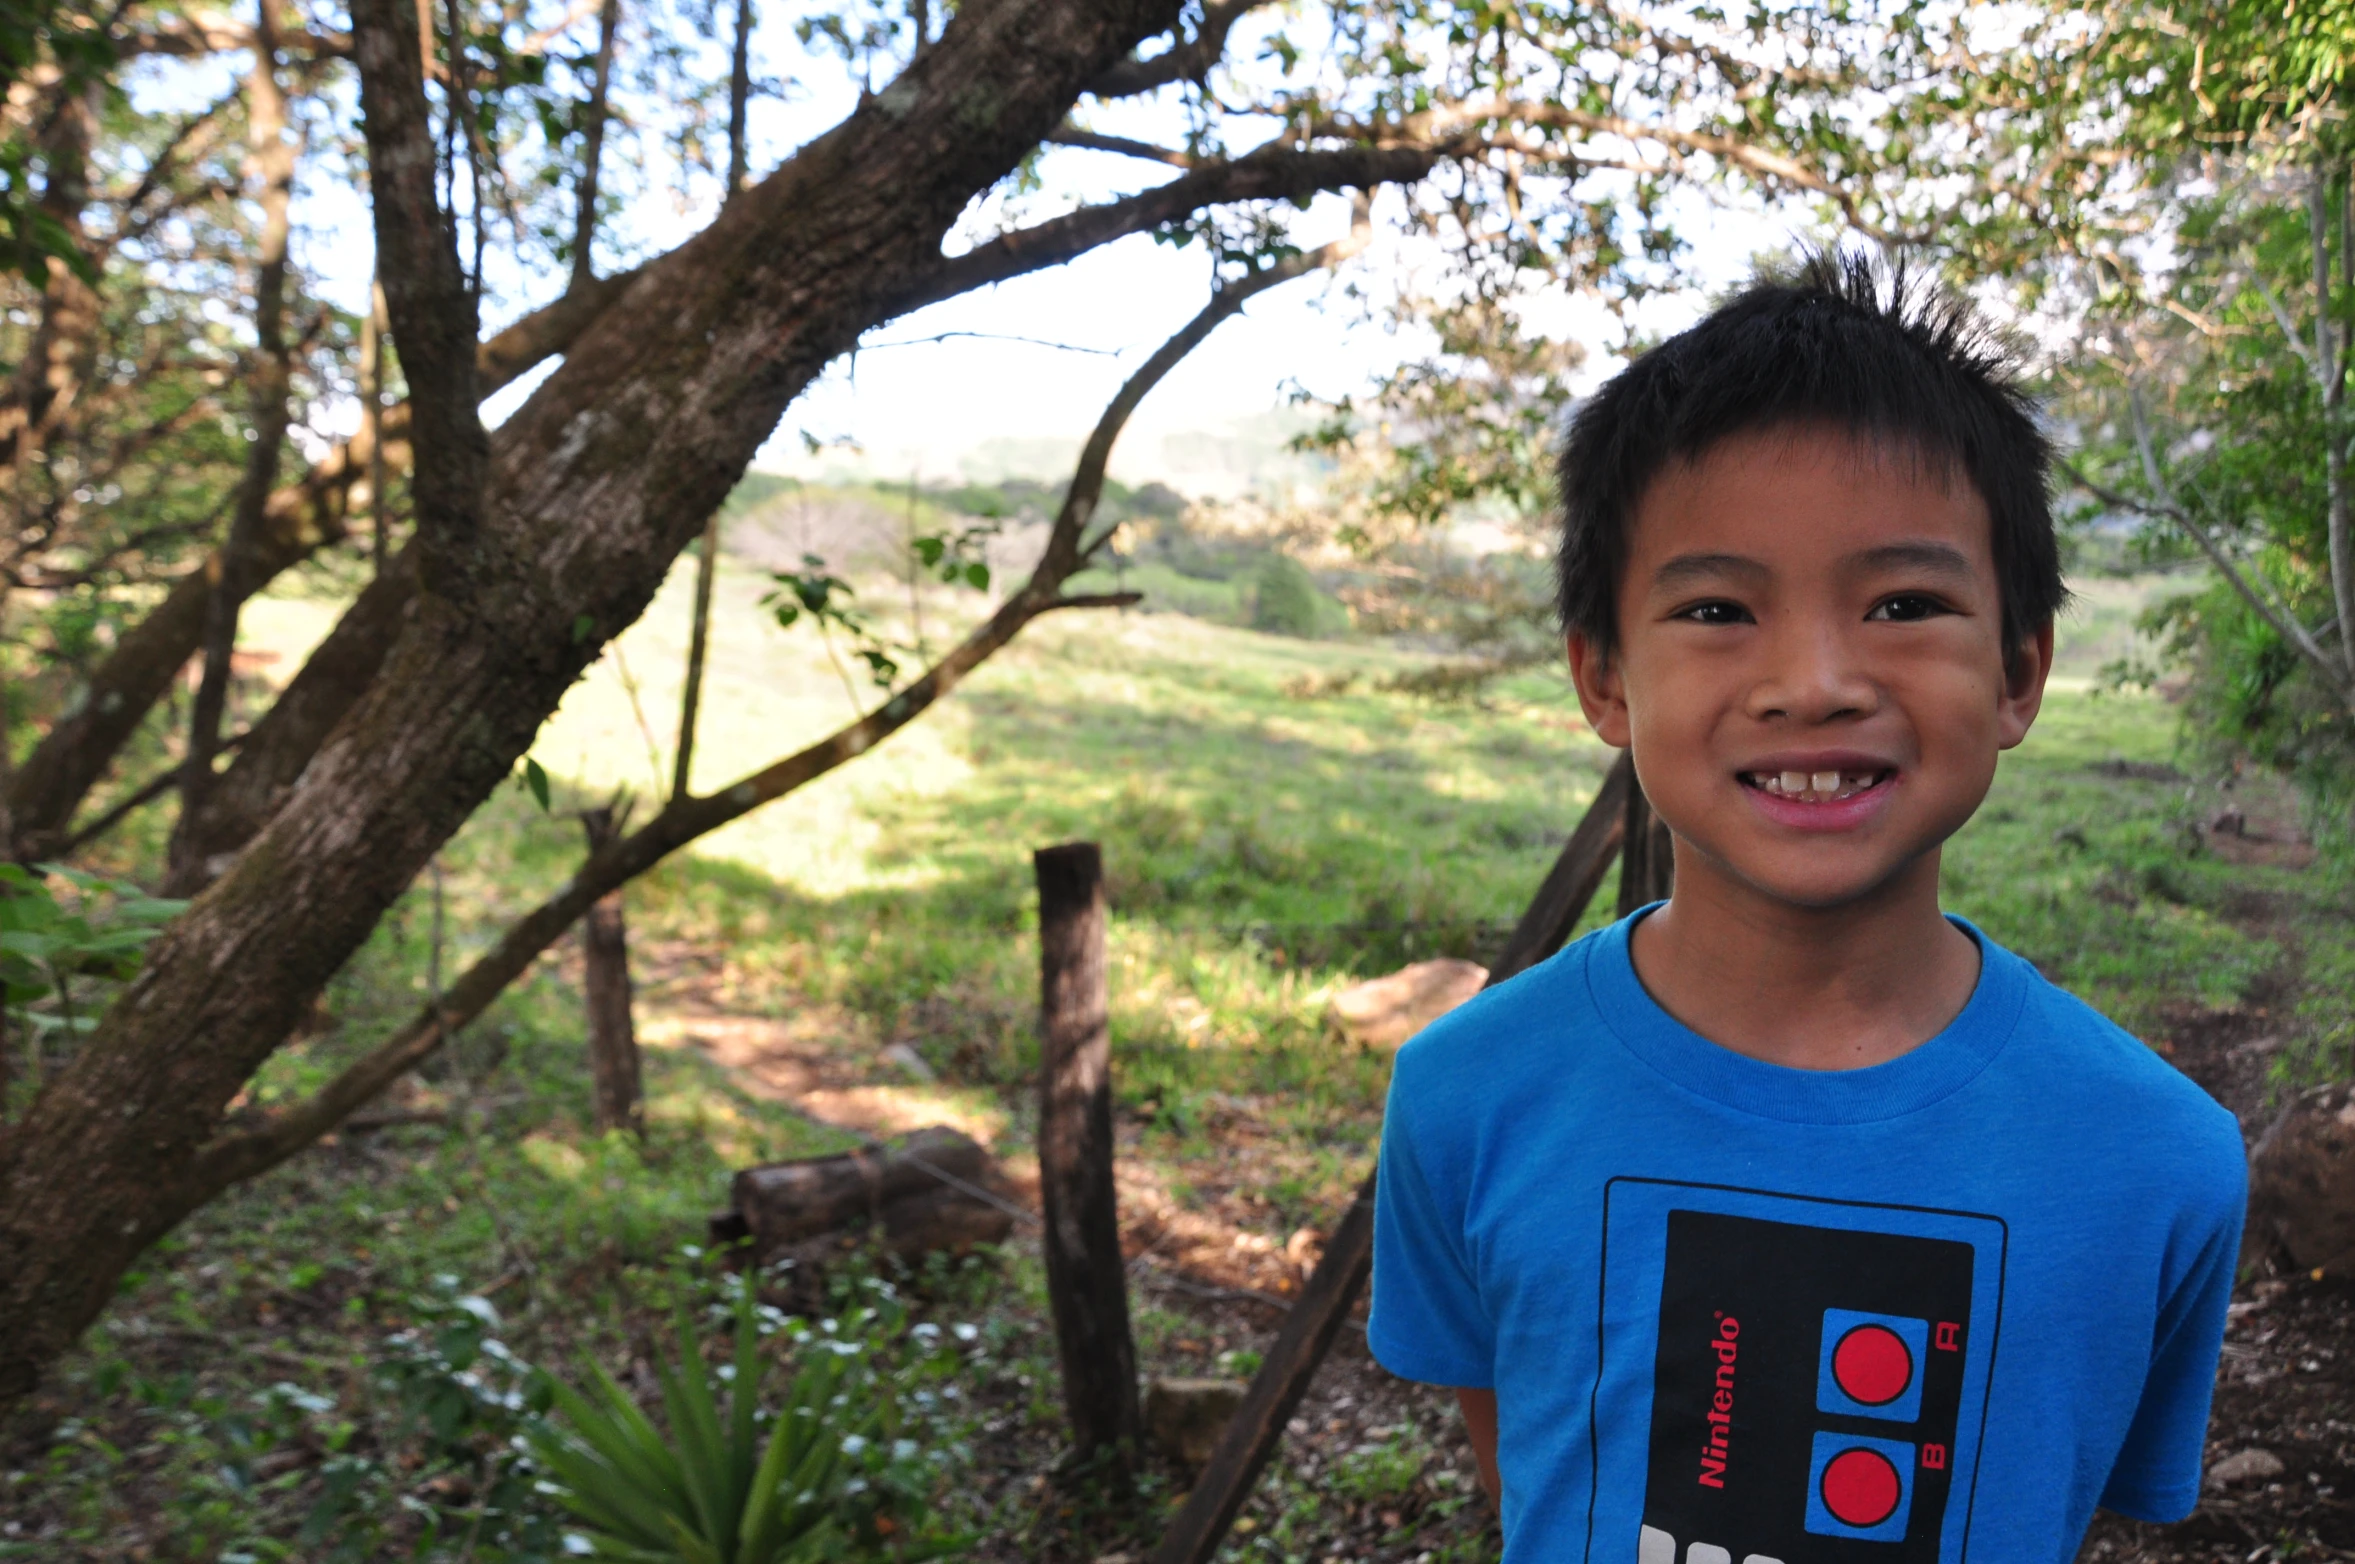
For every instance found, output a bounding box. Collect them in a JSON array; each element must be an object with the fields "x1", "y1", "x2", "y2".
[
  {"x1": 1804, "y1": 1430, "x2": 1916, "y2": 1541},
  {"x1": 1816, "y1": 1308, "x2": 1929, "y2": 1422}
]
